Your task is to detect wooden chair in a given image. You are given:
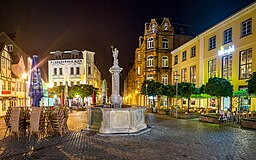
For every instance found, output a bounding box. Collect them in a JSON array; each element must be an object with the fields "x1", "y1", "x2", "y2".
[
  {"x1": 29, "y1": 107, "x2": 43, "y2": 141},
  {"x1": 9, "y1": 107, "x2": 21, "y2": 140}
]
